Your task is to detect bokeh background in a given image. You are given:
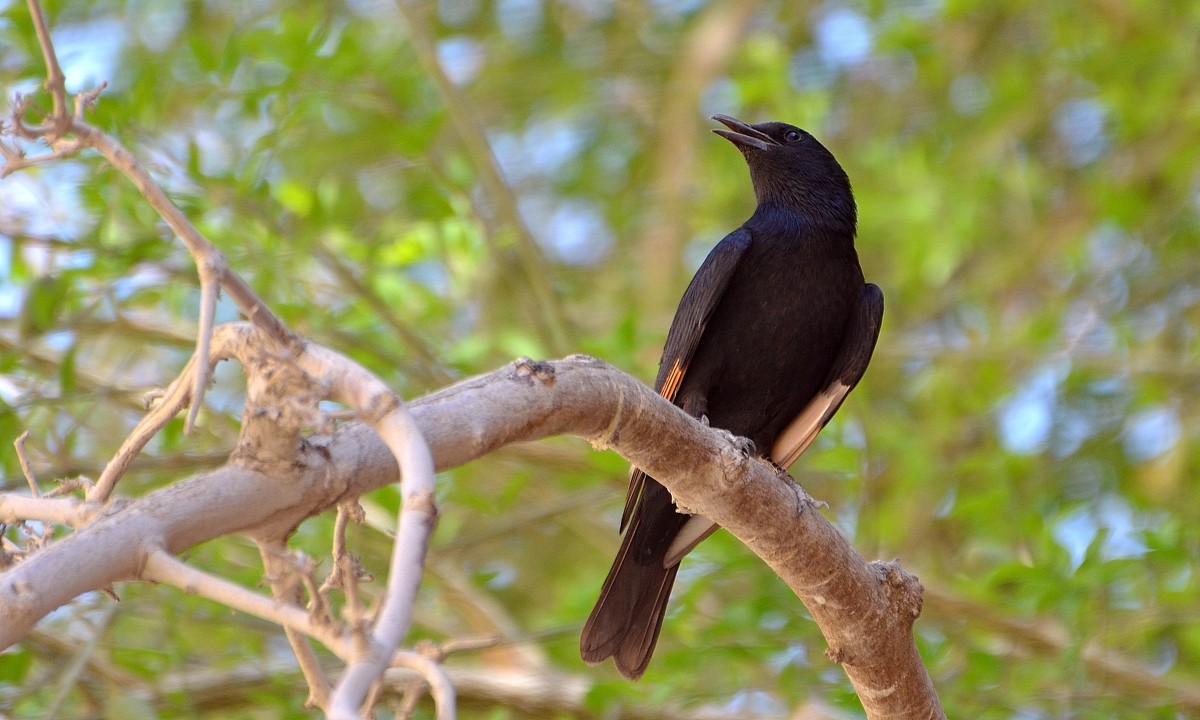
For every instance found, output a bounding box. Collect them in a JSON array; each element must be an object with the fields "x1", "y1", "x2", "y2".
[{"x1": 2, "y1": 0, "x2": 1199, "y2": 717}]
